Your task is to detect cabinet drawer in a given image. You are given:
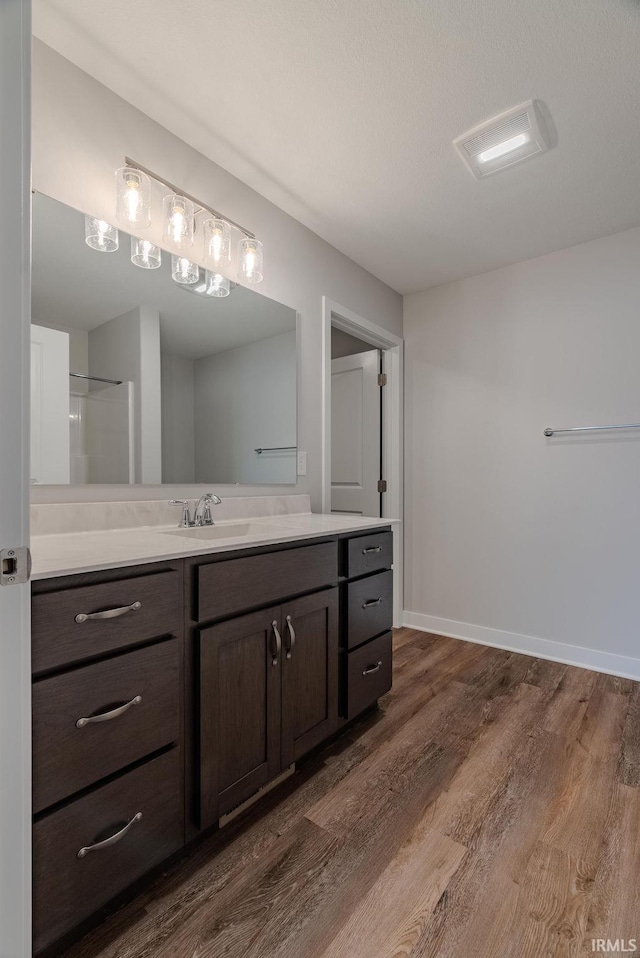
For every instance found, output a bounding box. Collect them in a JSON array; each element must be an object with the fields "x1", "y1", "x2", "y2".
[
  {"x1": 346, "y1": 531, "x2": 393, "y2": 578},
  {"x1": 32, "y1": 570, "x2": 181, "y2": 673},
  {"x1": 345, "y1": 569, "x2": 393, "y2": 649},
  {"x1": 197, "y1": 541, "x2": 338, "y2": 622},
  {"x1": 345, "y1": 631, "x2": 393, "y2": 720},
  {"x1": 33, "y1": 640, "x2": 181, "y2": 814},
  {"x1": 33, "y1": 747, "x2": 183, "y2": 955}
]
